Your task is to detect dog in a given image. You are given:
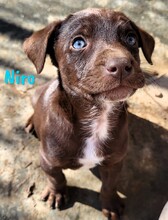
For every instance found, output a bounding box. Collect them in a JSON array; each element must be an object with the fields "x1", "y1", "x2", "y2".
[{"x1": 23, "y1": 8, "x2": 155, "y2": 219}]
